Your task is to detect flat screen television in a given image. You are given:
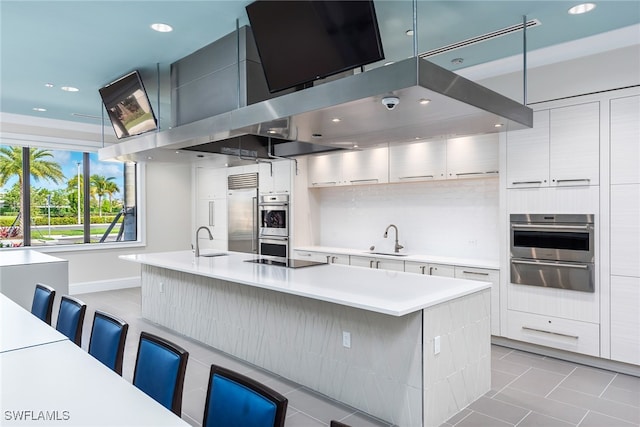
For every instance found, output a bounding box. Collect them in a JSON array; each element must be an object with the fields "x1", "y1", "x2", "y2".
[
  {"x1": 99, "y1": 71, "x2": 157, "y2": 139},
  {"x1": 245, "y1": 0, "x2": 385, "y2": 93}
]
